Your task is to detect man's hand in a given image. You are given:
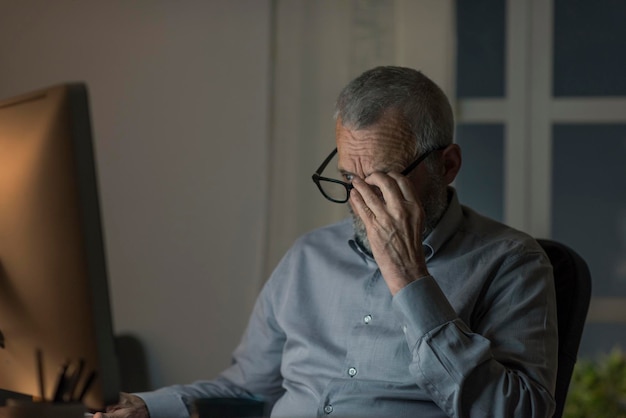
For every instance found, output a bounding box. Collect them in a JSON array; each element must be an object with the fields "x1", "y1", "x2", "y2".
[
  {"x1": 350, "y1": 173, "x2": 429, "y2": 295},
  {"x1": 93, "y1": 393, "x2": 149, "y2": 418}
]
